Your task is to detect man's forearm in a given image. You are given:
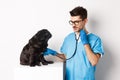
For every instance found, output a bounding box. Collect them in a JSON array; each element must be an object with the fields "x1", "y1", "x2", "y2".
[{"x1": 84, "y1": 44, "x2": 100, "y2": 66}]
